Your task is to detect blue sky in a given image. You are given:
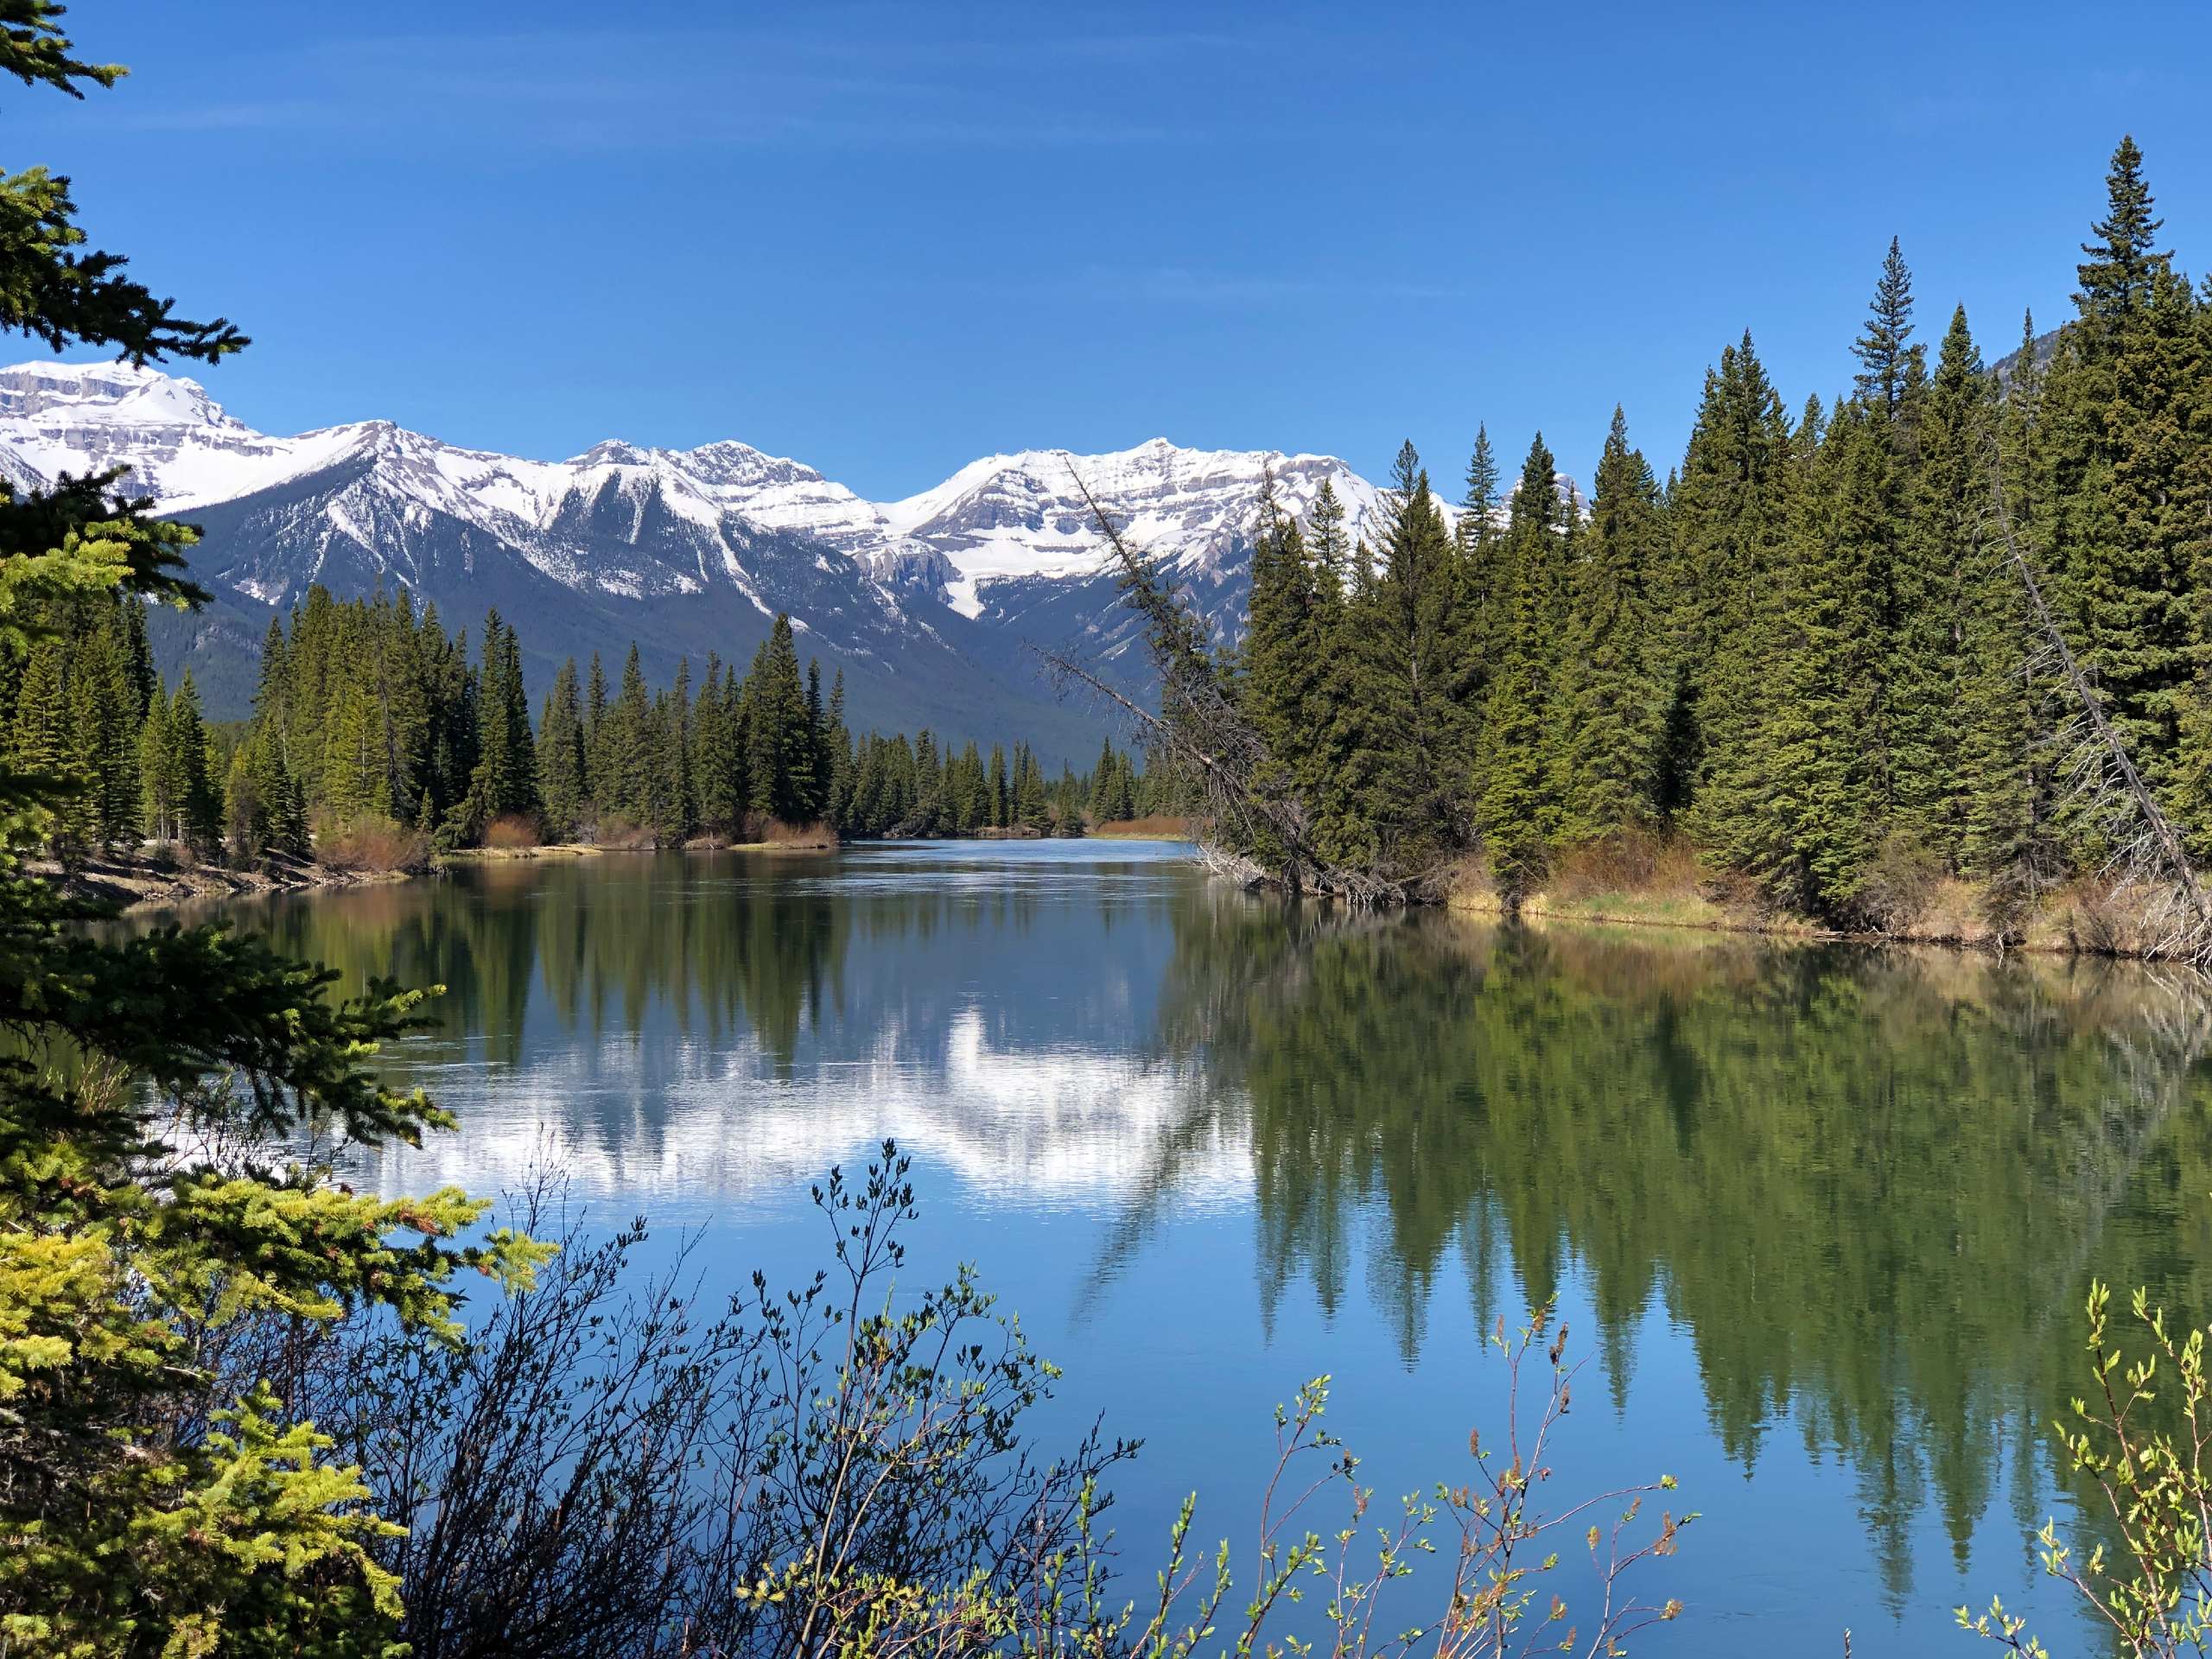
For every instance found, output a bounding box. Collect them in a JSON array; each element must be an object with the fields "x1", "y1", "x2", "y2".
[{"x1": 16, "y1": 1, "x2": 2211, "y2": 498}]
